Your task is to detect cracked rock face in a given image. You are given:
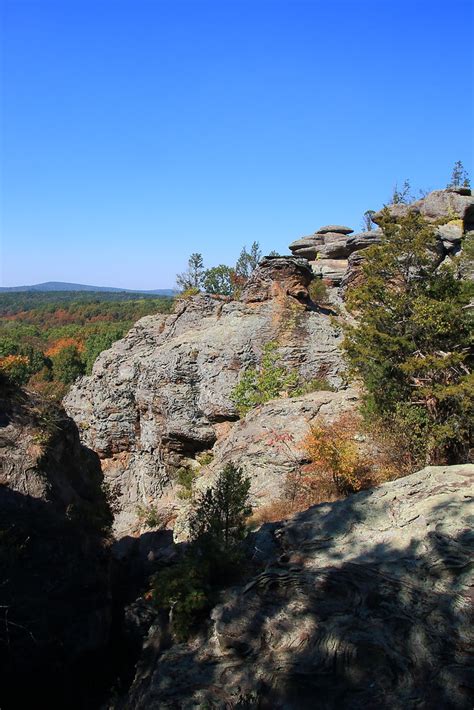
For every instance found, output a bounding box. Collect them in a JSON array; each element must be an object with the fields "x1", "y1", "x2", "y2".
[
  {"x1": 125, "y1": 464, "x2": 474, "y2": 709},
  {"x1": 64, "y1": 258, "x2": 346, "y2": 536}
]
